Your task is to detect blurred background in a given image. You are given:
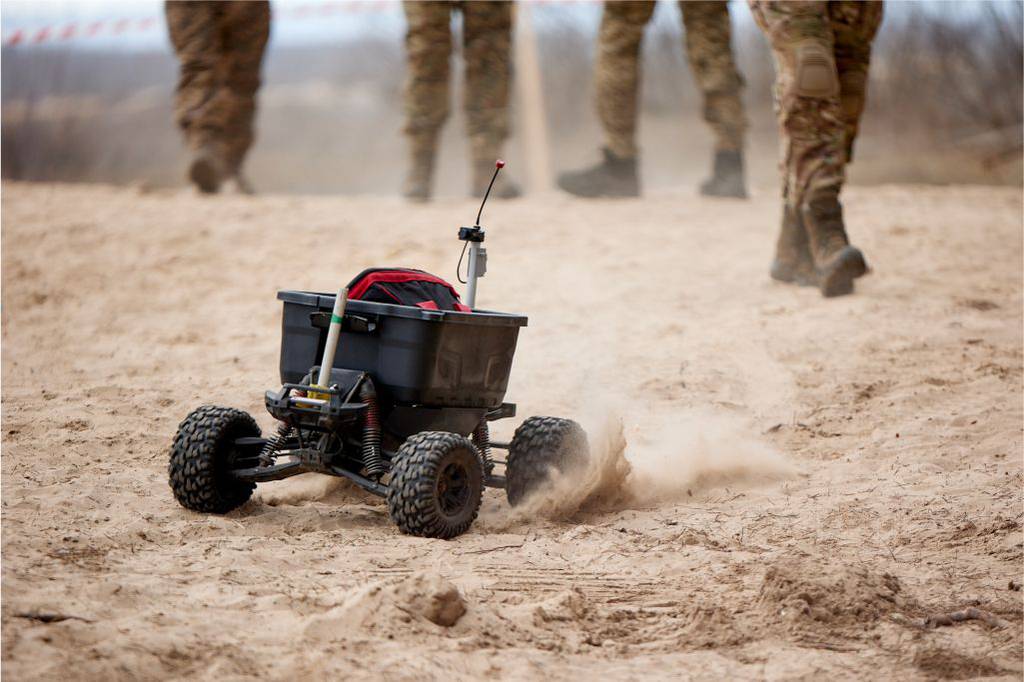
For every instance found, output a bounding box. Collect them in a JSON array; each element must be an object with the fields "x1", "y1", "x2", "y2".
[{"x1": 2, "y1": 0, "x2": 1021, "y2": 196}]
